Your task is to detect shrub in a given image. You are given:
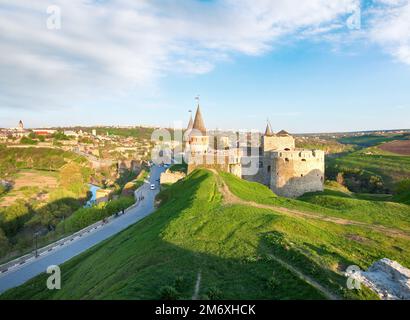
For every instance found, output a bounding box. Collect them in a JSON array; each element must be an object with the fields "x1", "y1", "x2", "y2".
[
  {"x1": 60, "y1": 196, "x2": 134, "y2": 233},
  {"x1": 174, "y1": 276, "x2": 186, "y2": 292},
  {"x1": 0, "y1": 228, "x2": 9, "y2": 257},
  {"x1": 393, "y1": 179, "x2": 410, "y2": 204},
  {"x1": 0, "y1": 203, "x2": 31, "y2": 237},
  {"x1": 20, "y1": 137, "x2": 38, "y2": 145},
  {"x1": 52, "y1": 131, "x2": 69, "y2": 141},
  {"x1": 59, "y1": 163, "x2": 89, "y2": 197},
  {"x1": 0, "y1": 184, "x2": 8, "y2": 196},
  {"x1": 159, "y1": 286, "x2": 180, "y2": 300},
  {"x1": 205, "y1": 287, "x2": 223, "y2": 300},
  {"x1": 266, "y1": 274, "x2": 280, "y2": 290}
]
